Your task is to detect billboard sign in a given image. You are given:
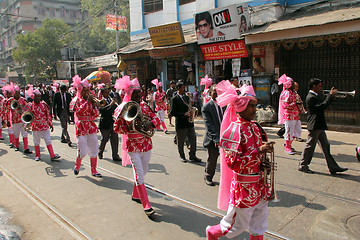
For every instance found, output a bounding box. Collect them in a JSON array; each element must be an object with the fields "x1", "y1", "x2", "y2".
[
  {"x1": 106, "y1": 14, "x2": 127, "y2": 32},
  {"x1": 57, "y1": 61, "x2": 71, "y2": 79},
  {"x1": 200, "y1": 40, "x2": 248, "y2": 61},
  {"x1": 194, "y1": 4, "x2": 250, "y2": 45},
  {"x1": 149, "y1": 22, "x2": 185, "y2": 47}
]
